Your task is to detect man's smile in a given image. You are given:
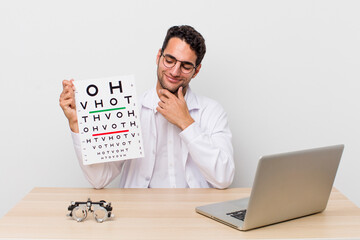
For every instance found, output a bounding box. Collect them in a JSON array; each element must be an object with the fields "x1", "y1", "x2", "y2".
[{"x1": 164, "y1": 74, "x2": 182, "y2": 84}]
